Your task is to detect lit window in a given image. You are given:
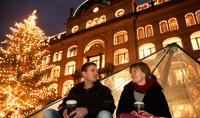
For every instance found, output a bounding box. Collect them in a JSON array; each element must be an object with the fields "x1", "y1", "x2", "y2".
[
  {"x1": 93, "y1": 7, "x2": 99, "y2": 13},
  {"x1": 190, "y1": 31, "x2": 200, "y2": 50},
  {"x1": 145, "y1": 25, "x2": 154, "y2": 37},
  {"x1": 86, "y1": 20, "x2": 93, "y2": 29},
  {"x1": 136, "y1": 5, "x2": 143, "y2": 12},
  {"x1": 137, "y1": 27, "x2": 145, "y2": 39},
  {"x1": 46, "y1": 55, "x2": 51, "y2": 64},
  {"x1": 53, "y1": 52, "x2": 58, "y2": 62},
  {"x1": 163, "y1": 37, "x2": 183, "y2": 47},
  {"x1": 51, "y1": 66, "x2": 60, "y2": 78},
  {"x1": 159, "y1": 20, "x2": 169, "y2": 33},
  {"x1": 114, "y1": 49, "x2": 129, "y2": 65},
  {"x1": 100, "y1": 15, "x2": 106, "y2": 23},
  {"x1": 185, "y1": 13, "x2": 196, "y2": 27},
  {"x1": 58, "y1": 51, "x2": 63, "y2": 61},
  {"x1": 93, "y1": 18, "x2": 99, "y2": 26},
  {"x1": 67, "y1": 45, "x2": 78, "y2": 57},
  {"x1": 195, "y1": 10, "x2": 200, "y2": 24},
  {"x1": 84, "y1": 39, "x2": 105, "y2": 53},
  {"x1": 71, "y1": 25, "x2": 79, "y2": 33},
  {"x1": 49, "y1": 83, "x2": 58, "y2": 94},
  {"x1": 114, "y1": 30, "x2": 128, "y2": 45},
  {"x1": 115, "y1": 9, "x2": 125, "y2": 17},
  {"x1": 157, "y1": 0, "x2": 164, "y2": 5},
  {"x1": 62, "y1": 80, "x2": 74, "y2": 97},
  {"x1": 169, "y1": 18, "x2": 179, "y2": 31},
  {"x1": 143, "y1": 3, "x2": 149, "y2": 9},
  {"x1": 139, "y1": 43, "x2": 155, "y2": 59},
  {"x1": 42, "y1": 56, "x2": 46, "y2": 65},
  {"x1": 65, "y1": 61, "x2": 76, "y2": 75}
]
